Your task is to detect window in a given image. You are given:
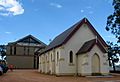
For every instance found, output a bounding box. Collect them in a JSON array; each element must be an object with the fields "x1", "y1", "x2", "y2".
[
  {"x1": 27, "y1": 47, "x2": 29, "y2": 55},
  {"x1": 69, "y1": 51, "x2": 73, "y2": 63},
  {"x1": 46, "y1": 55, "x2": 47, "y2": 61},
  {"x1": 57, "y1": 51, "x2": 59, "y2": 63},
  {"x1": 24, "y1": 47, "x2": 26, "y2": 55},
  {"x1": 51, "y1": 54, "x2": 52, "y2": 61},
  {"x1": 14, "y1": 46, "x2": 16, "y2": 55},
  {"x1": 10, "y1": 46, "x2": 12, "y2": 55}
]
